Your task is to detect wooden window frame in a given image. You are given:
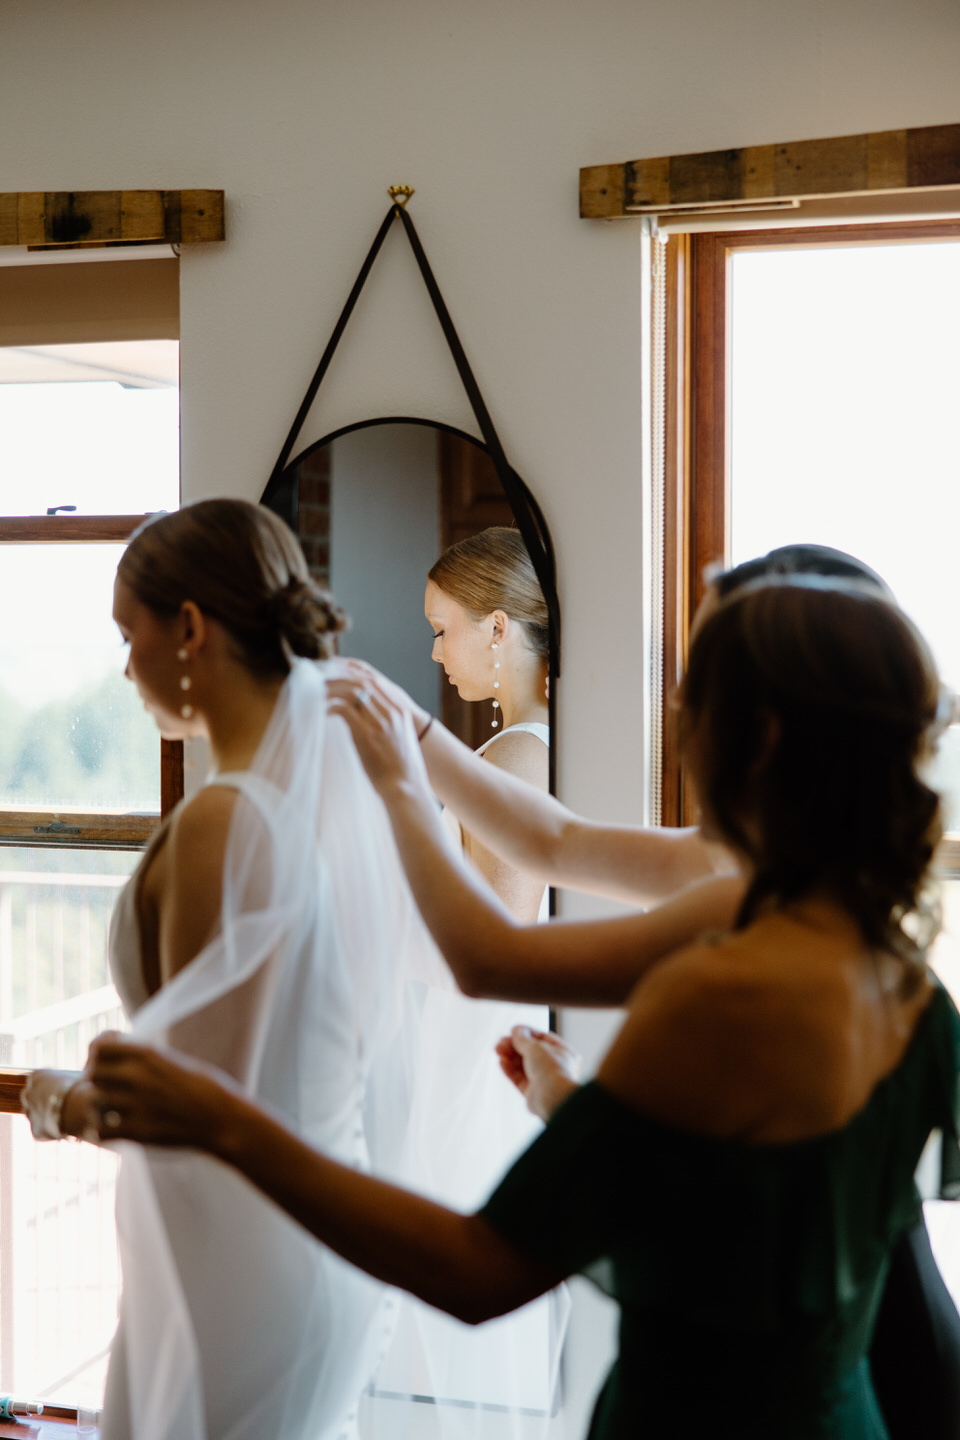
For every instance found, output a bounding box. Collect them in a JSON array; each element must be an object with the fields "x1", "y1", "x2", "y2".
[
  {"x1": 0, "y1": 206, "x2": 197, "y2": 1419},
  {"x1": 0, "y1": 509, "x2": 183, "y2": 1422},
  {"x1": 658, "y1": 218, "x2": 960, "y2": 855},
  {"x1": 0, "y1": 515, "x2": 184, "y2": 1113}
]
